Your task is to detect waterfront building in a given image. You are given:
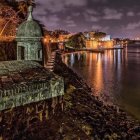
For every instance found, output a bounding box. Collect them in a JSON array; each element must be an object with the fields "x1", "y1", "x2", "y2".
[
  {"x1": 99, "y1": 35, "x2": 111, "y2": 41},
  {"x1": 83, "y1": 31, "x2": 95, "y2": 40},
  {"x1": 84, "y1": 33, "x2": 114, "y2": 49}
]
